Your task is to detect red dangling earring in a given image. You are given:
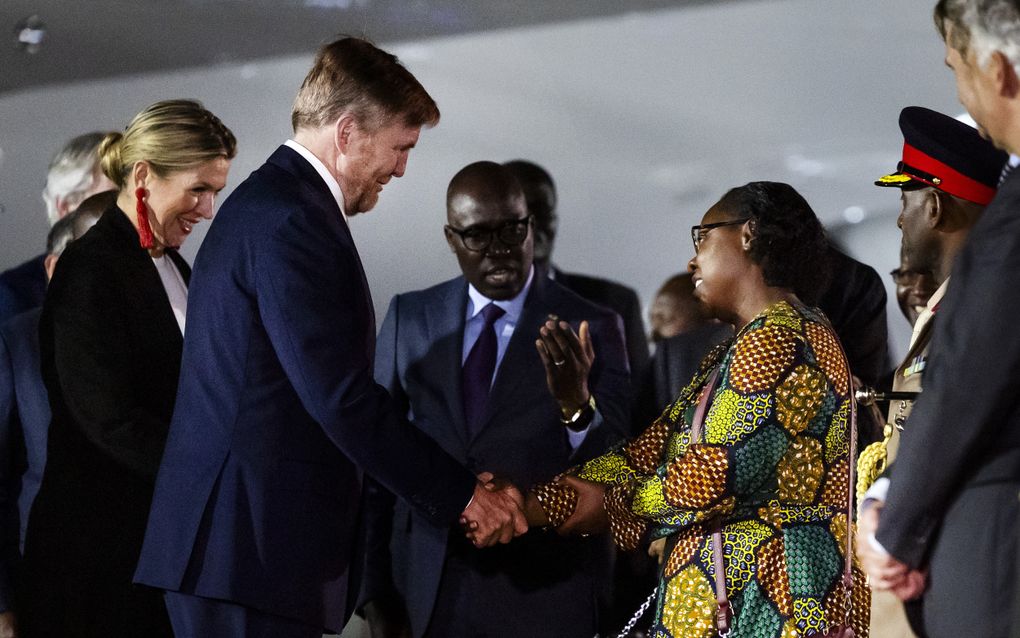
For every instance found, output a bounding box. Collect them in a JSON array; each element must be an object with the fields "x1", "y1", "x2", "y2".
[{"x1": 134, "y1": 187, "x2": 155, "y2": 249}]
